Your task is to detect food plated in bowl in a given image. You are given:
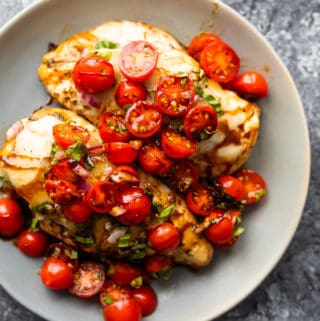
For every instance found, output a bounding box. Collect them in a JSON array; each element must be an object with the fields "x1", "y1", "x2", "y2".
[{"x1": 0, "y1": 1, "x2": 310, "y2": 321}]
